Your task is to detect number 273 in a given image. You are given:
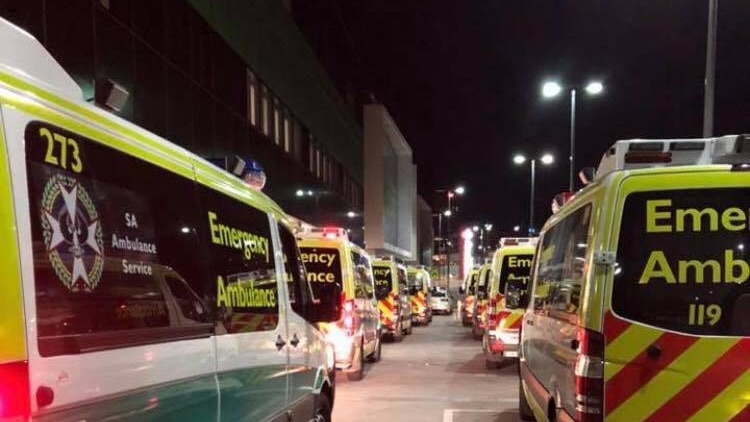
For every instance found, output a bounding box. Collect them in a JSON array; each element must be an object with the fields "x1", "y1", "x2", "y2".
[{"x1": 41, "y1": 127, "x2": 82, "y2": 173}]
